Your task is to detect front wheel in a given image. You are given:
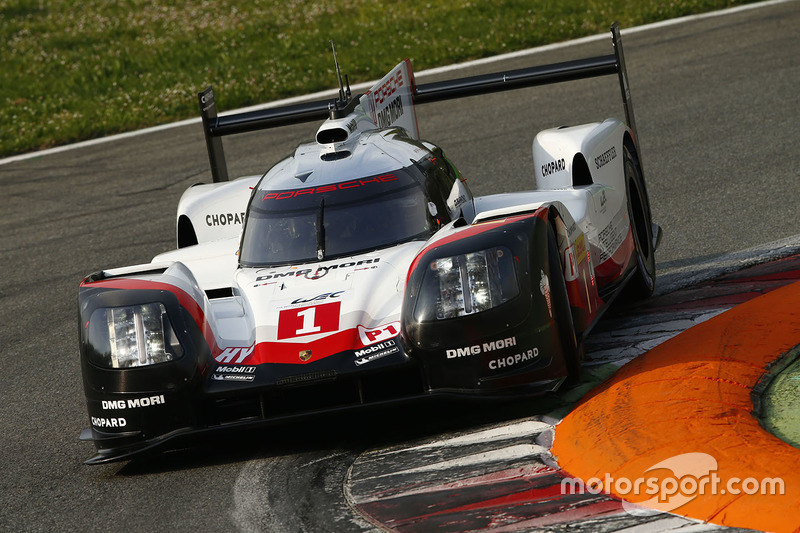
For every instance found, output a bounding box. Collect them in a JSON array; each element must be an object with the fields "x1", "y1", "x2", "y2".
[
  {"x1": 622, "y1": 144, "x2": 656, "y2": 300},
  {"x1": 547, "y1": 225, "x2": 582, "y2": 385}
]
